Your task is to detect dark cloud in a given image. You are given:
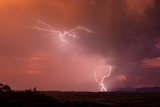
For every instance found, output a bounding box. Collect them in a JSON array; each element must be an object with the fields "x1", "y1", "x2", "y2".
[{"x1": 78, "y1": 0, "x2": 160, "y2": 88}]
